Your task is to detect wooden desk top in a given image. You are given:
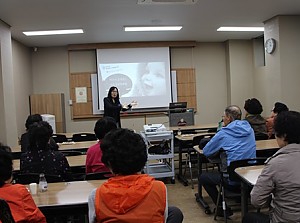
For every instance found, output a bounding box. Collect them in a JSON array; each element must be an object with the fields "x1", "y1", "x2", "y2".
[
  {"x1": 12, "y1": 141, "x2": 97, "y2": 153},
  {"x1": 256, "y1": 139, "x2": 278, "y2": 150},
  {"x1": 175, "y1": 132, "x2": 215, "y2": 141},
  {"x1": 28, "y1": 180, "x2": 105, "y2": 207},
  {"x1": 168, "y1": 124, "x2": 217, "y2": 131},
  {"x1": 13, "y1": 154, "x2": 87, "y2": 171},
  {"x1": 235, "y1": 166, "x2": 263, "y2": 186}
]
